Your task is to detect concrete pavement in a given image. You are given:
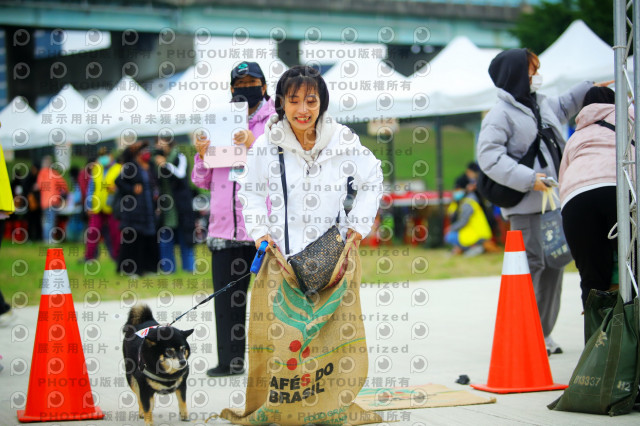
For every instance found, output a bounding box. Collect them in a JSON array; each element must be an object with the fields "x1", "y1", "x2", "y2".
[{"x1": 1, "y1": 272, "x2": 638, "y2": 425}]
